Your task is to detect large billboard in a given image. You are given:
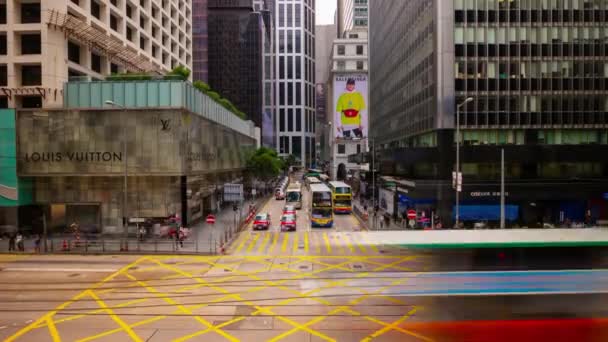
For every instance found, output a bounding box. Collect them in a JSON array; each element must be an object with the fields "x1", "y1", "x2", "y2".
[{"x1": 333, "y1": 74, "x2": 368, "y2": 140}]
